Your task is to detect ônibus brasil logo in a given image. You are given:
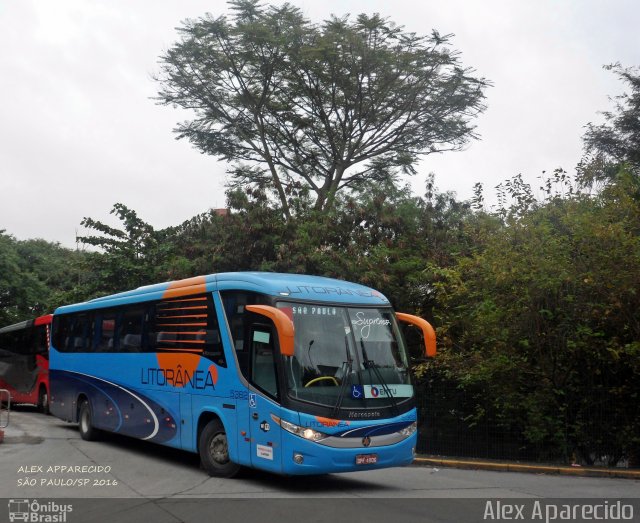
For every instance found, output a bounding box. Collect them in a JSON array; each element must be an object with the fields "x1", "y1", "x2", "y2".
[{"x1": 8, "y1": 499, "x2": 72, "y2": 522}]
